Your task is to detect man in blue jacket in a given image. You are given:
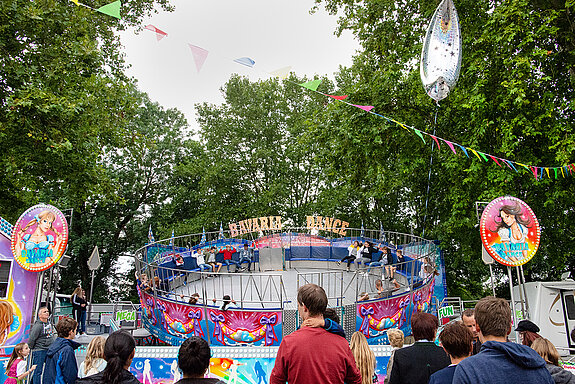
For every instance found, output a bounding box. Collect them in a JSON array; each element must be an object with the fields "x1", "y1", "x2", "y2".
[
  {"x1": 453, "y1": 296, "x2": 553, "y2": 384},
  {"x1": 42, "y1": 316, "x2": 81, "y2": 384}
]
